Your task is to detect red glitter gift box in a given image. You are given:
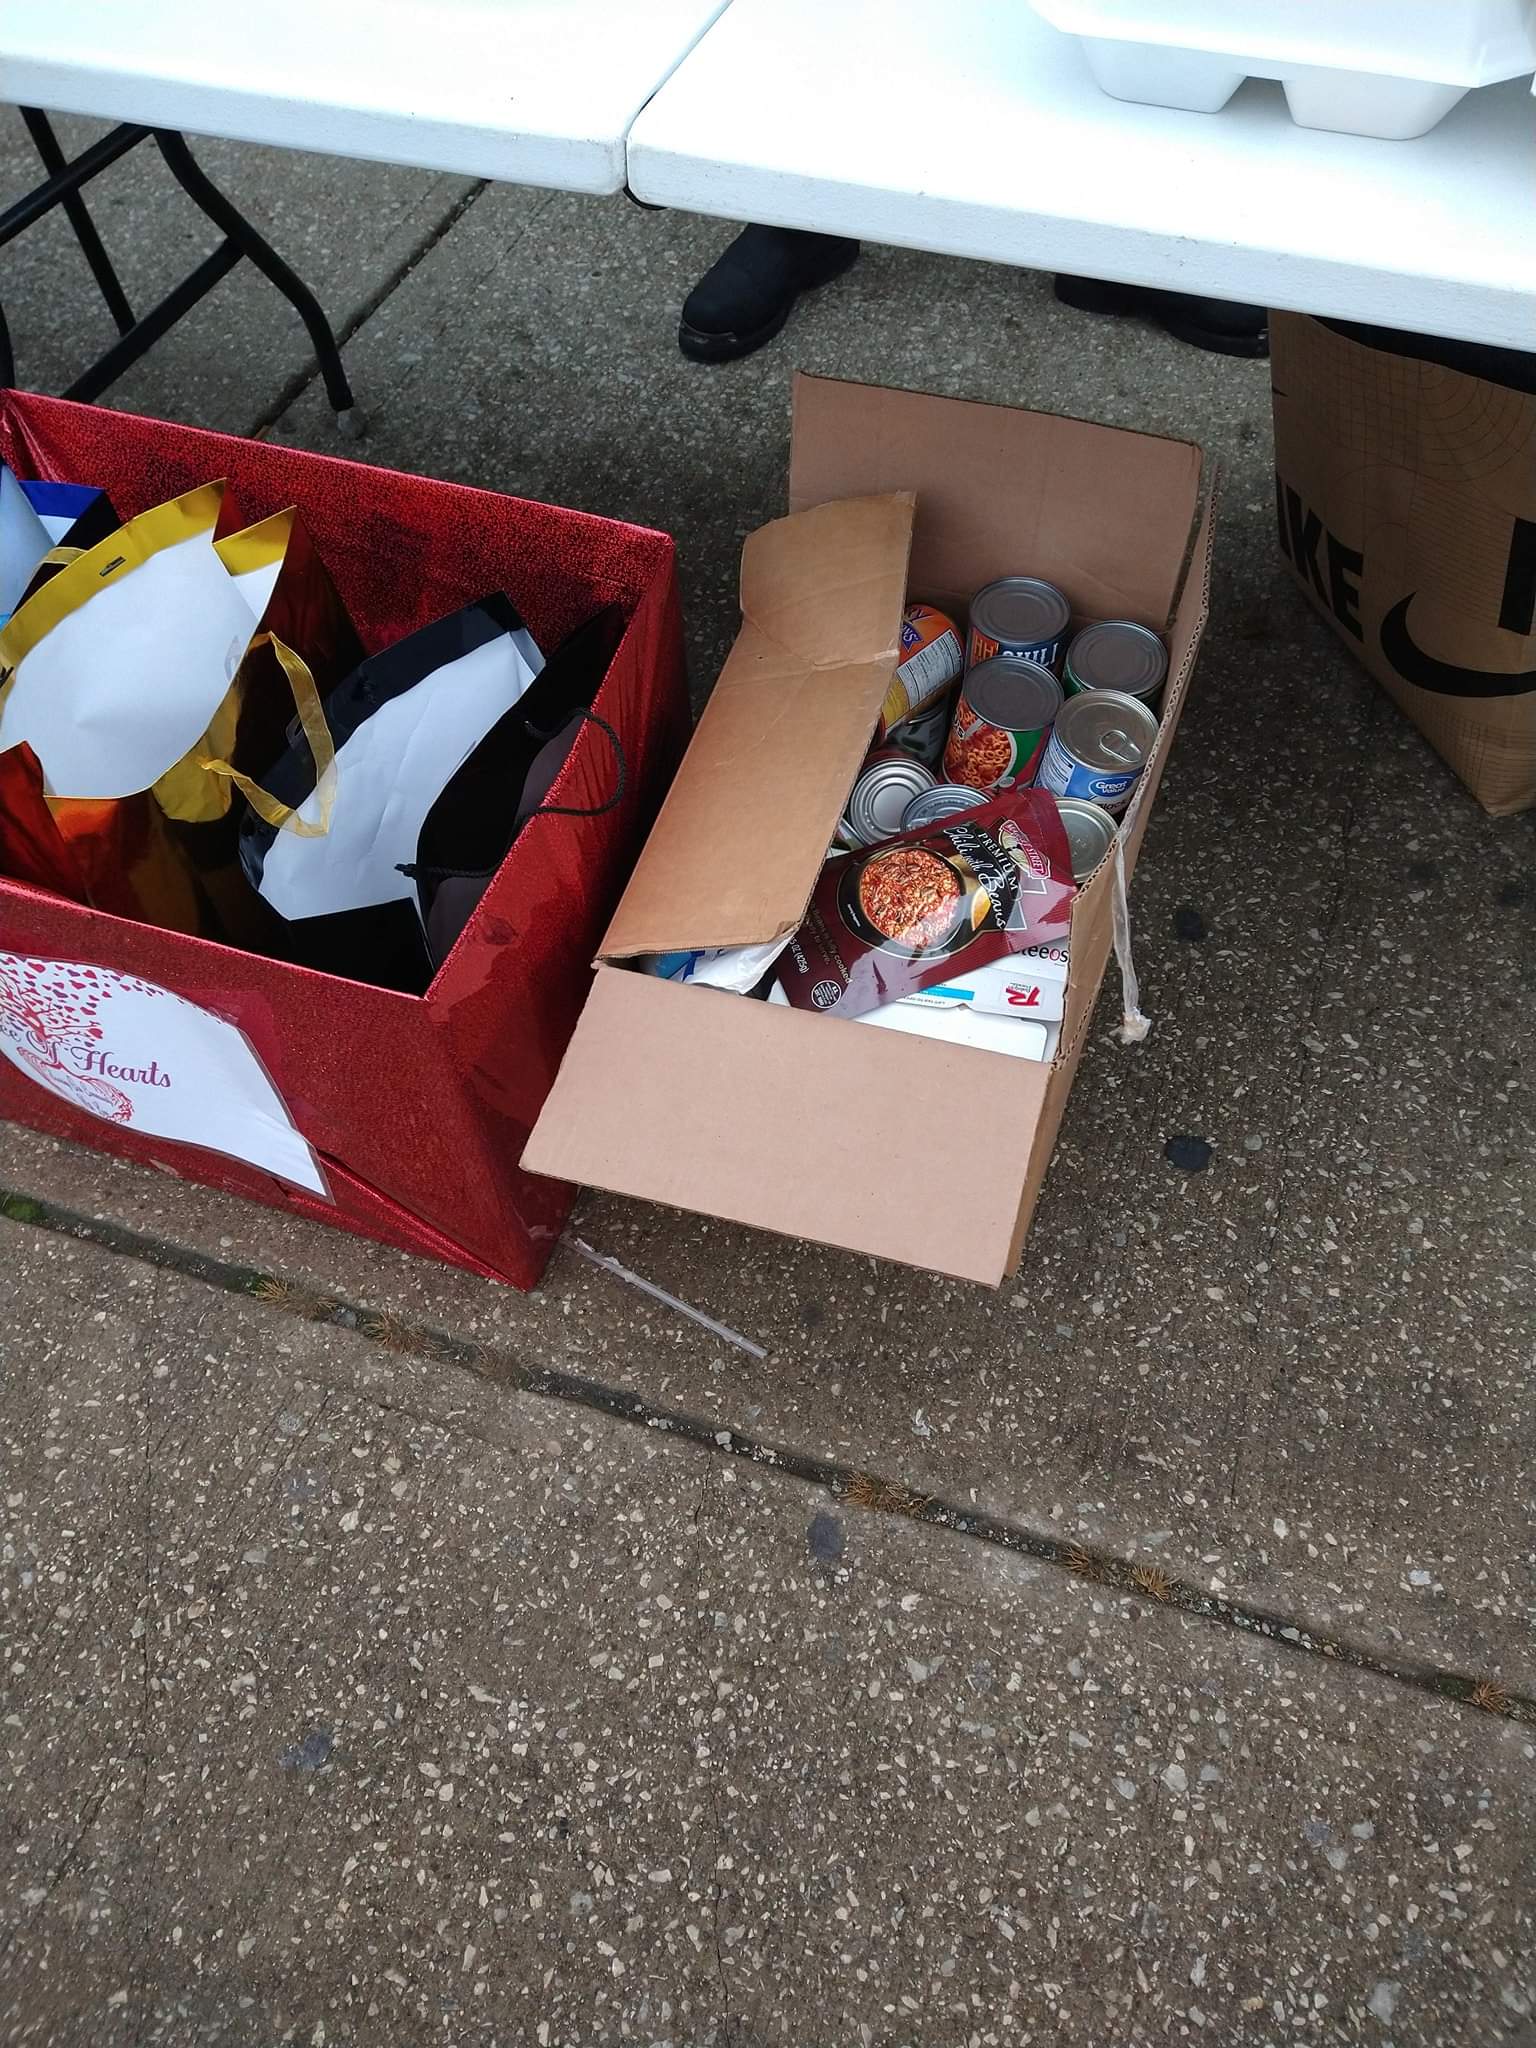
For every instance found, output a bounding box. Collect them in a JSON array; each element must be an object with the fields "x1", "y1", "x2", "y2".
[{"x1": 0, "y1": 392, "x2": 689, "y2": 1289}]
